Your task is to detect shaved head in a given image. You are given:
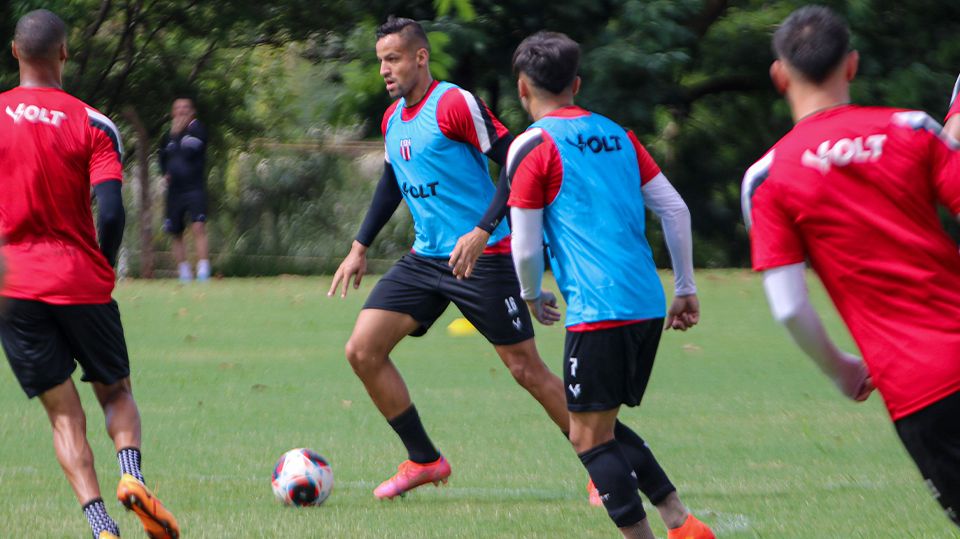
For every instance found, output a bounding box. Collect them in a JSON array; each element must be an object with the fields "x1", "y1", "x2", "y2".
[{"x1": 14, "y1": 9, "x2": 66, "y2": 60}]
